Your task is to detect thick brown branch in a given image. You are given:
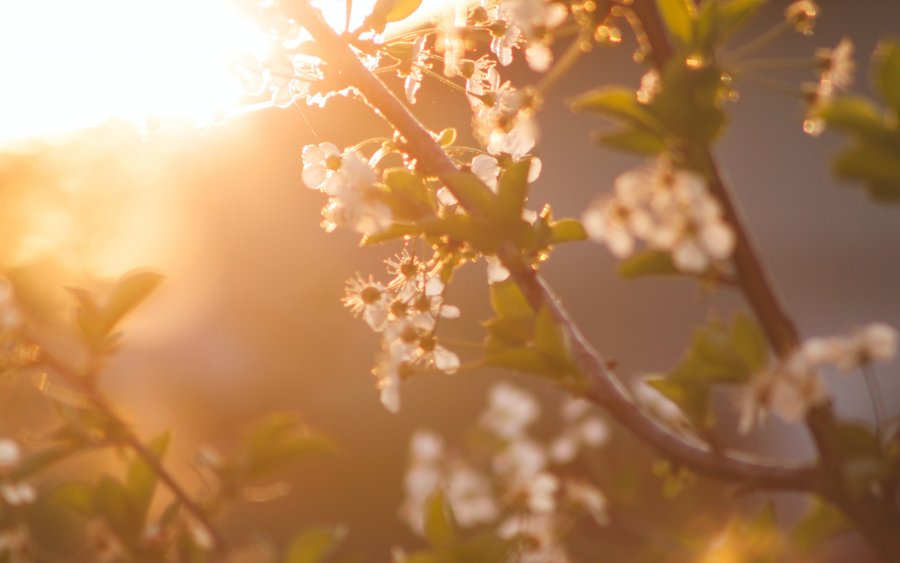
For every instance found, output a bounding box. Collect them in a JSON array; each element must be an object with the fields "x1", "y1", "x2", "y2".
[
  {"x1": 288, "y1": 0, "x2": 819, "y2": 492},
  {"x1": 628, "y1": 1, "x2": 900, "y2": 560}
]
